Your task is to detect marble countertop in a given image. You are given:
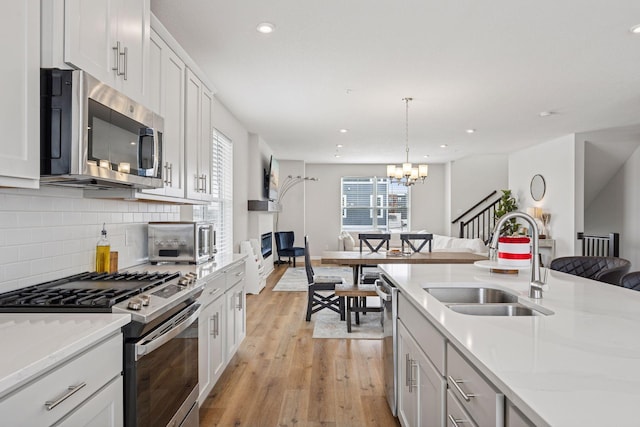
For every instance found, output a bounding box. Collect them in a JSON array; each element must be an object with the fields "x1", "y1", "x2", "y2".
[
  {"x1": 379, "y1": 263, "x2": 640, "y2": 427},
  {"x1": 0, "y1": 313, "x2": 131, "y2": 399}
]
